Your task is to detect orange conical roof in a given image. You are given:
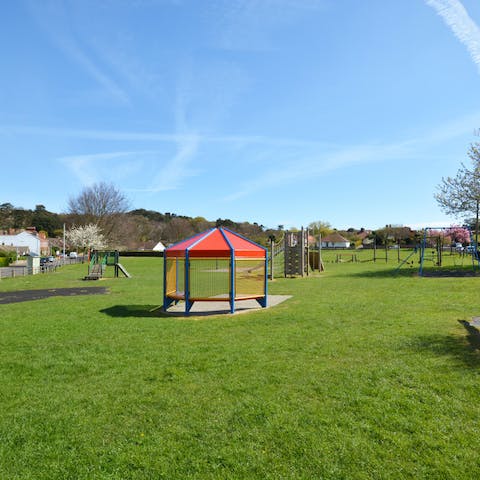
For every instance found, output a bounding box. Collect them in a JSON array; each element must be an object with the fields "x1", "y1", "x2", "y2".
[{"x1": 165, "y1": 227, "x2": 266, "y2": 258}]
